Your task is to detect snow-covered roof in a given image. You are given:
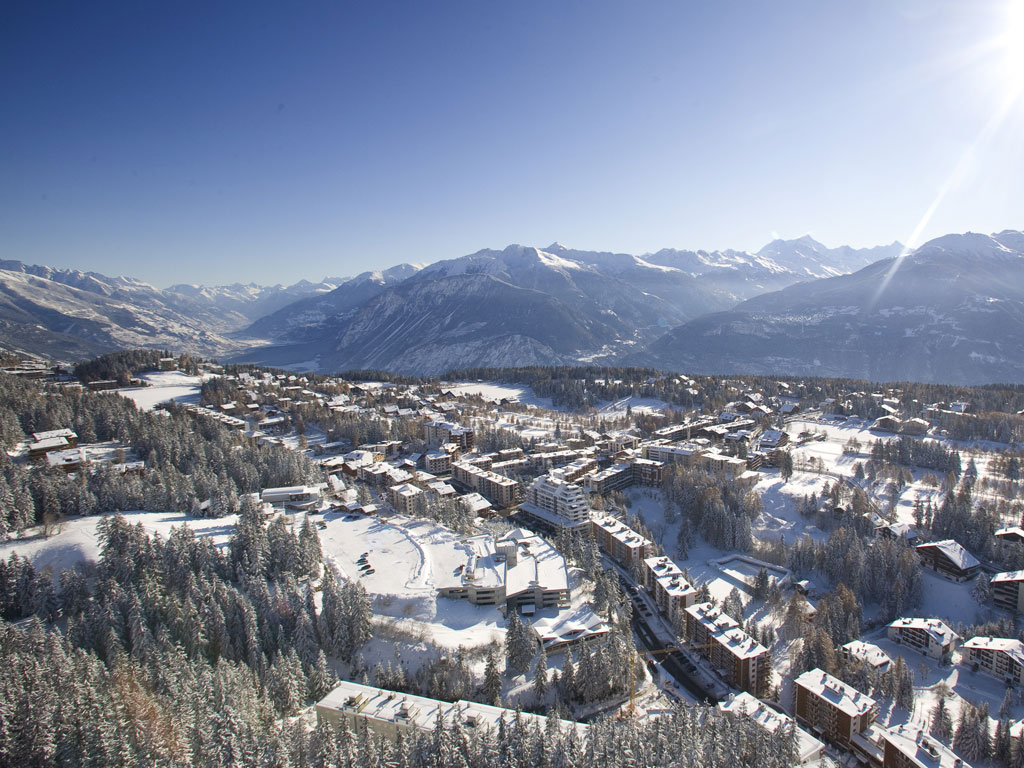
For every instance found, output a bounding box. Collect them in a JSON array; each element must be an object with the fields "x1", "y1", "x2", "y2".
[
  {"x1": 995, "y1": 526, "x2": 1024, "y2": 540},
  {"x1": 500, "y1": 529, "x2": 568, "y2": 598},
  {"x1": 962, "y1": 636, "x2": 1024, "y2": 667},
  {"x1": 888, "y1": 618, "x2": 960, "y2": 646},
  {"x1": 719, "y1": 692, "x2": 824, "y2": 765},
  {"x1": 316, "y1": 681, "x2": 587, "y2": 740},
  {"x1": 794, "y1": 668, "x2": 876, "y2": 718},
  {"x1": 532, "y1": 606, "x2": 610, "y2": 650},
  {"x1": 31, "y1": 428, "x2": 76, "y2": 442},
  {"x1": 685, "y1": 602, "x2": 767, "y2": 660},
  {"x1": 881, "y1": 725, "x2": 972, "y2": 768},
  {"x1": 841, "y1": 640, "x2": 891, "y2": 669},
  {"x1": 992, "y1": 570, "x2": 1024, "y2": 584},
  {"x1": 916, "y1": 539, "x2": 980, "y2": 570},
  {"x1": 458, "y1": 492, "x2": 492, "y2": 514}
]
